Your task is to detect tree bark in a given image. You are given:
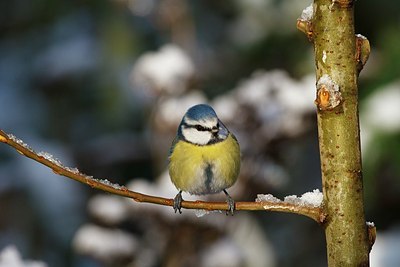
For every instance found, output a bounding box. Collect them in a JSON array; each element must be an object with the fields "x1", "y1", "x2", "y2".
[{"x1": 312, "y1": 0, "x2": 370, "y2": 265}]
